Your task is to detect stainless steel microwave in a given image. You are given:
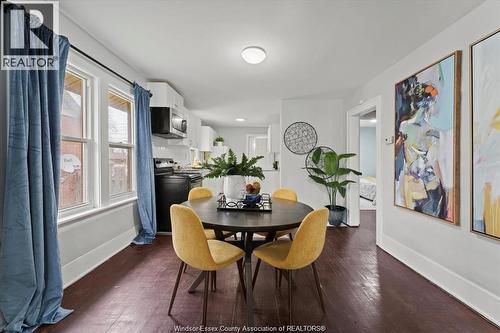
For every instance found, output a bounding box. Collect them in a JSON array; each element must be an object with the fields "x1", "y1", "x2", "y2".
[{"x1": 150, "y1": 107, "x2": 187, "y2": 139}]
